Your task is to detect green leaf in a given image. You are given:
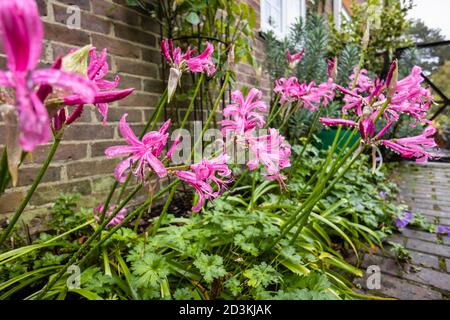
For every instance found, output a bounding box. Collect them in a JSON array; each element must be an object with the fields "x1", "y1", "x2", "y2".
[
  {"x1": 69, "y1": 288, "x2": 103, "y2": 300},
  {"x1": 186, "y1": 12, "x2": 200, "y2": 25},
  {"x1": 193, "y1": 253, "x2": 226, "y2": 283}
]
